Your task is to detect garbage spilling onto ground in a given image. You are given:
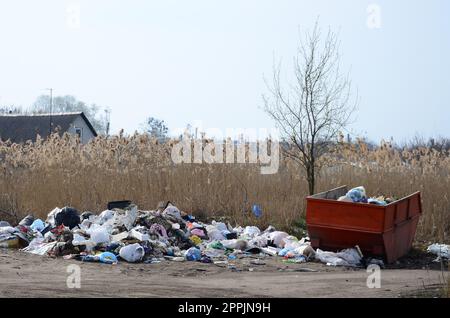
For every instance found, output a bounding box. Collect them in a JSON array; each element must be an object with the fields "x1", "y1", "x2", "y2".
[
  {"x1": 0, "y1": 201, "x2": 381, "y2": 268},
  {"x1": 427, "y1": 243, "x2": 450, "y2": 261},
  {"x1": 314, "y1": 246, "x2": 363, "y2": 267},
  {"x1": 337, "y1": 186, "x2": 395, "y2": 205}
]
